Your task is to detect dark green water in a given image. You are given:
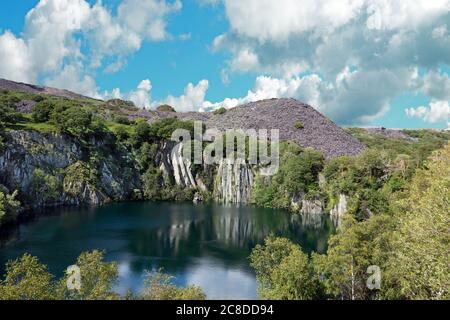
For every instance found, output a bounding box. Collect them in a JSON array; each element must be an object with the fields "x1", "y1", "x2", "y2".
[{"x1": 0, "y1": 202, "x2": 333, "y2": 299}]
